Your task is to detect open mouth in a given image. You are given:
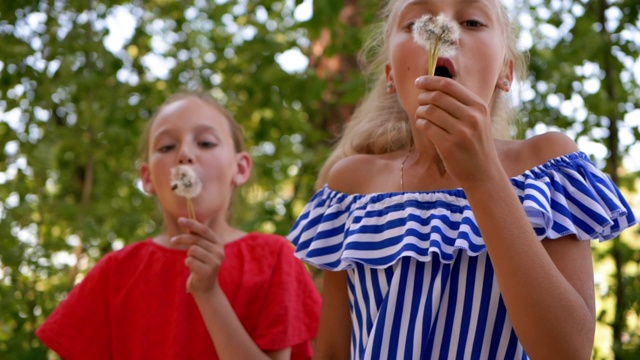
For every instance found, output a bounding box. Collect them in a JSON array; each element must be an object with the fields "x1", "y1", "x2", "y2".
[
  {"x1": 434, "y1": 66, "x2": 453, "y2": 78},
  {"x1": 434, "y1": 58, "x2": 455, "y2": 79}
]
